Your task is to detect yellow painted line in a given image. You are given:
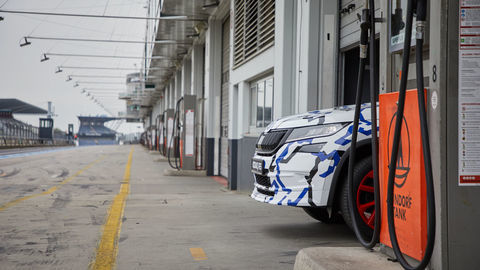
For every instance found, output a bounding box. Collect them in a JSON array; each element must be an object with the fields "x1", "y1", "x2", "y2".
[
  {"x1": 0, "y1": 155, "x2": 105, "y2": 212},
  {"x1": 91, "y1": 147, "x2": 134, "y2": 270},
  {"x1": 190, "y1": 248, "x2": 208, "y2": 261}
]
